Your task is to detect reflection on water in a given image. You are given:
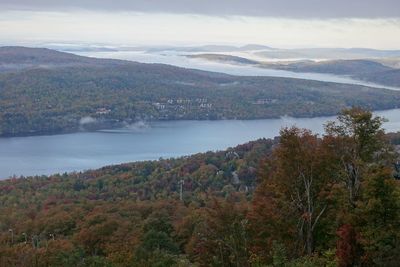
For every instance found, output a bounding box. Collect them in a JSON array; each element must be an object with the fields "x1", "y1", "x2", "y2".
[{"x1": 1, "y1": 109, "x2": 400, "y2": 179}]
